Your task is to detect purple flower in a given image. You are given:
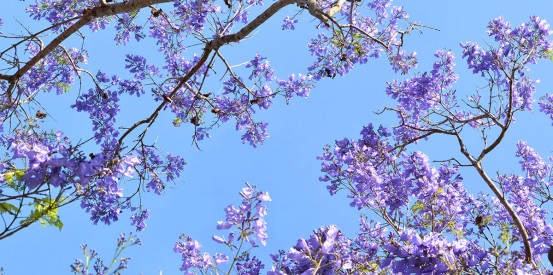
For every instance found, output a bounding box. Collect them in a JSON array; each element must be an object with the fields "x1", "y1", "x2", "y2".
[
  {"x1": 173, "y1": 0, "x2": 221, "y2": 34},
  {"x1": 175, "y1": 183, "x2": 270, "y2": 273},
  {"x1": 236, "y1": 253, "x2": 265, "y2": 274},
  {"x1": 219, "y1": 183, "x2": 271, "y2": 246},
  {"x1": 276, "y1": 73, "x2": 314, "y2": 103},
  {"x1": 130, "y1": 209, "x2": 150, "y2": 232},
  {"x1": 282, "y1": 16, "x2": 298, "y2": 30},
  {"x1": 114, "y1": 13, "x2": 145, "y2": 45},
  {"x1": 174, "y1": 235, "x2": 212, "y2": 273},
  {"x1": 271, "y1": 225, "x2": 353, "y2": 274},
  {"x1": 71, "y1": 233, "x2": 140, "y2": 275},
  {"x1": 539, "y1": 93, "x2": 553, "y2": 125}
]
